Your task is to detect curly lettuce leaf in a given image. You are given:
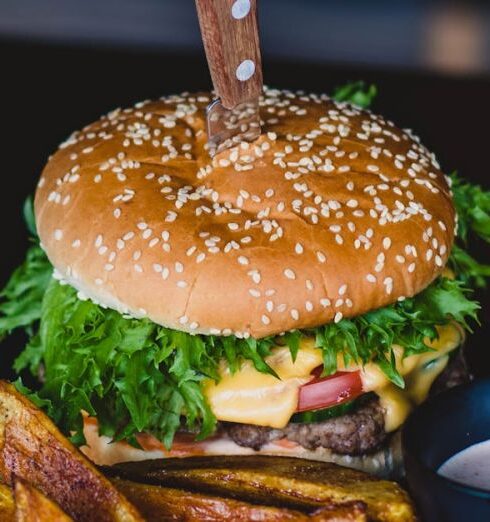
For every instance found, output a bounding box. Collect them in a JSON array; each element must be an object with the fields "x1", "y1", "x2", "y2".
[
  {"x1": 450, "y1": 173, "x2": 490, "y2": 244},
  {"x1": 332, "y1": 81, "x2": 377, "y2": 108},
  {"x1": 449, "y1": 173, "x2": 490, "y2": 287},
  {"x1": 0, "y1": 244, "x2": 51, "y2": 337}
]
